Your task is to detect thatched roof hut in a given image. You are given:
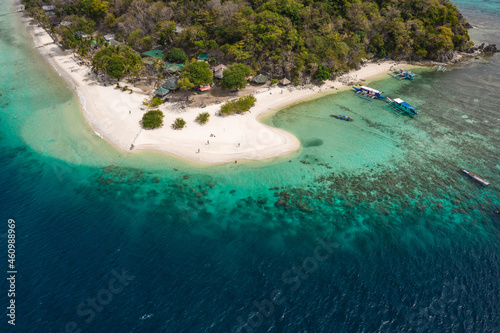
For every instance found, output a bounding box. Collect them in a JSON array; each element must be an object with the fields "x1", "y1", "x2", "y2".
[
  {"x1": 252, "y1": 74, "x2": 268, "y2": 84},
  {"x1": 279, "y1": 78, "x2": 291, "y2": 86}
]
